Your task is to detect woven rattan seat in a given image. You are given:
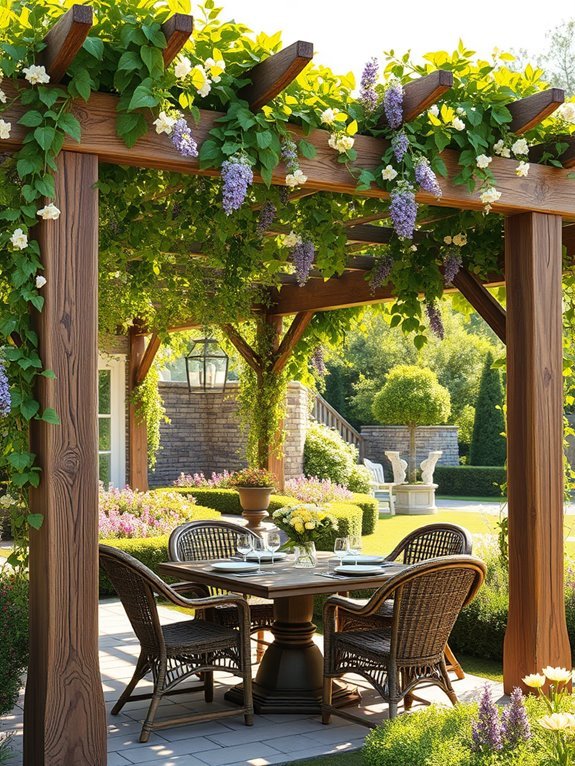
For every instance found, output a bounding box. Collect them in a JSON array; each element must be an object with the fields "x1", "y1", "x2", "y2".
[
  {"x1": 99, "y1": 544, "x2": 254, "y2": 743},
  {"x1": 322, "y1": 555, "x2": 486, "y2": 727}
]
